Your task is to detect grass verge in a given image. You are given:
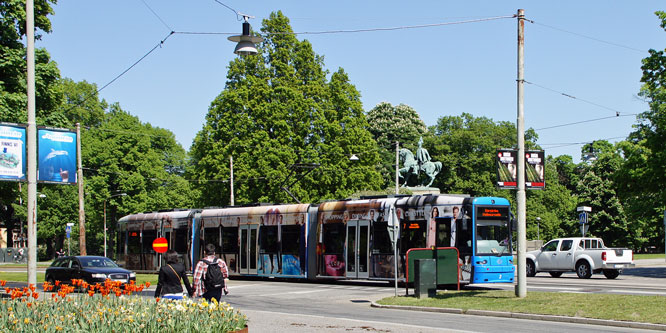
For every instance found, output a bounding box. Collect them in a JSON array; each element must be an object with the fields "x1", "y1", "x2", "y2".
[
  {"x1": 378, "y1": 290, "x2": 666, "y2": 324},
  {"x1": 0, "y1": 272, "x2": 158, "y2": 286},
  {"x1": 634, "y1": 253, "x2": 666, "y2": 260}
]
